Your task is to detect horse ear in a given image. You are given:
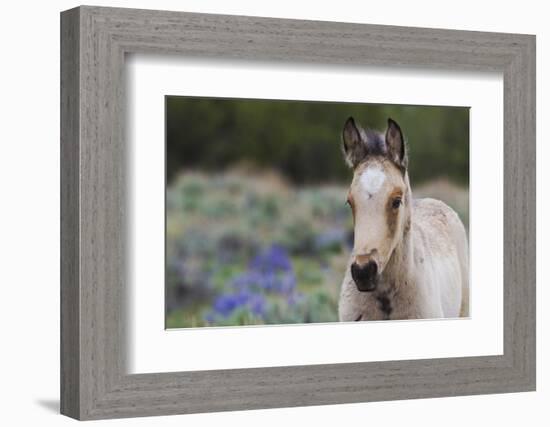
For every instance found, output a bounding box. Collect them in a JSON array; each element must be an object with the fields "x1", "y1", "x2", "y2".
[
  {"x1": 342, "y1": 117, "x2": 367, "y2": 168},
  {"x1": 385, "y1": 118, "x2": 408, "y2": 169}
]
